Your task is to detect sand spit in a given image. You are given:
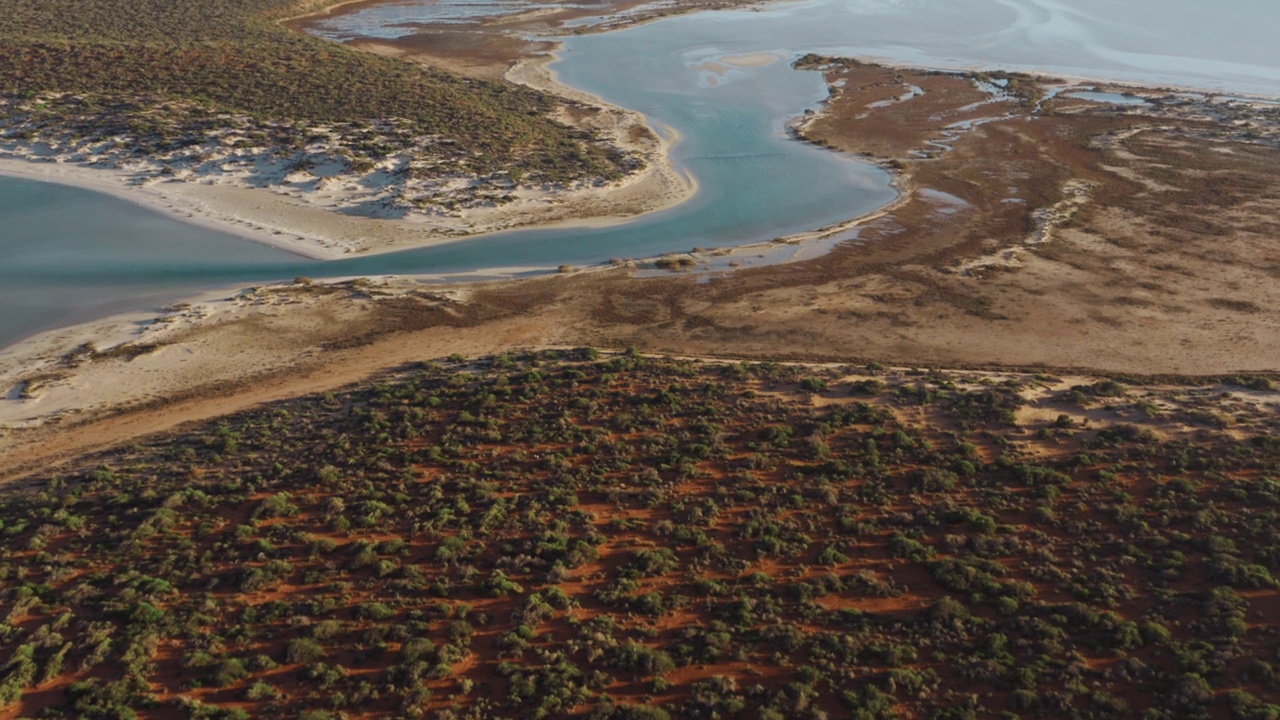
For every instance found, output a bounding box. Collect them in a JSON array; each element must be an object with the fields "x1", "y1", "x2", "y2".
[
  {"x1": 0, "y1": 105, "x2": 688, "y2": 260},
  {"x1": 0, "y1": 0, "x2": 736, "y2": 261},
  {"x1": 0, "y1": 56, "x2": 694, "y2": 260}
]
